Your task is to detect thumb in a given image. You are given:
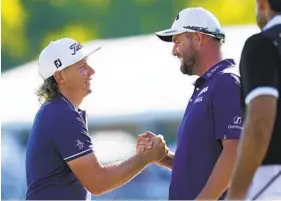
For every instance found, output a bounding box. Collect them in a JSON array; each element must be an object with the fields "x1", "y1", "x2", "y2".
[
  {"x1": 157, "y1": 134, "x2": 164, "y2": 139},
  {"x1": 142, "y1": 131, "x2": 157, "y2": 138}
]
